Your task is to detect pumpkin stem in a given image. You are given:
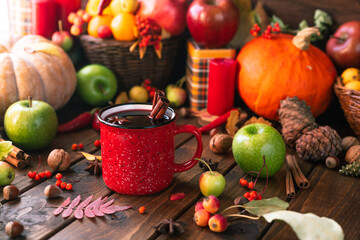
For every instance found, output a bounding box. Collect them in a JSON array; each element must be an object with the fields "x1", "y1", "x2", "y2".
[
  {"x1": 28, "y1": 96, "x2": 32, "y2": 108},
  {"x1": 292, "y1": 27, "x2": 320, "y2": 51}
]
